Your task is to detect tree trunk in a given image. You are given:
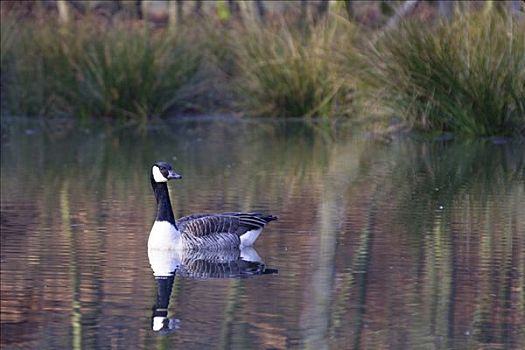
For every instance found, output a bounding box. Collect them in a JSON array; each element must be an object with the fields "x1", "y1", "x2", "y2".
[
  {"x1": 300, "y1": 0, "x2": 308, "y2": 24},
  {"x1": 194, "y1": 0, "x2": 203, "y2": 16},
  {"x1": 384, "y1": 0, "x2": 419, "y2": 30},
  {"x1": 509, "y1": 0, "x2": 521, "y2": 16},
  {"x1": 317, "y1": 0, "x2": 329, "y2": 20},
  {"x1": 57, "y1": 0, "x2": 70, "y2": 23},
  {"x1": 228, "y1": 0, "x2": 240, "y2": 19},
  {"x1": 345, "y1": 0, "x2": 354, "y2": 21},
  {"x1": 255, "y1": 0, "x2": 265, "y2": 21},
  {"x1": 135, "y1": 0, "x2": 143, "y2": 20},
  {"x1": 169, "y1": 0, "x2": 184, "y2": 27},
  {"x1": 313, "y1": 0, "x2": 330, "y2": 24},
  {"x1": 438, "y1": 0, "x2": 454, "y2": 20}
]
